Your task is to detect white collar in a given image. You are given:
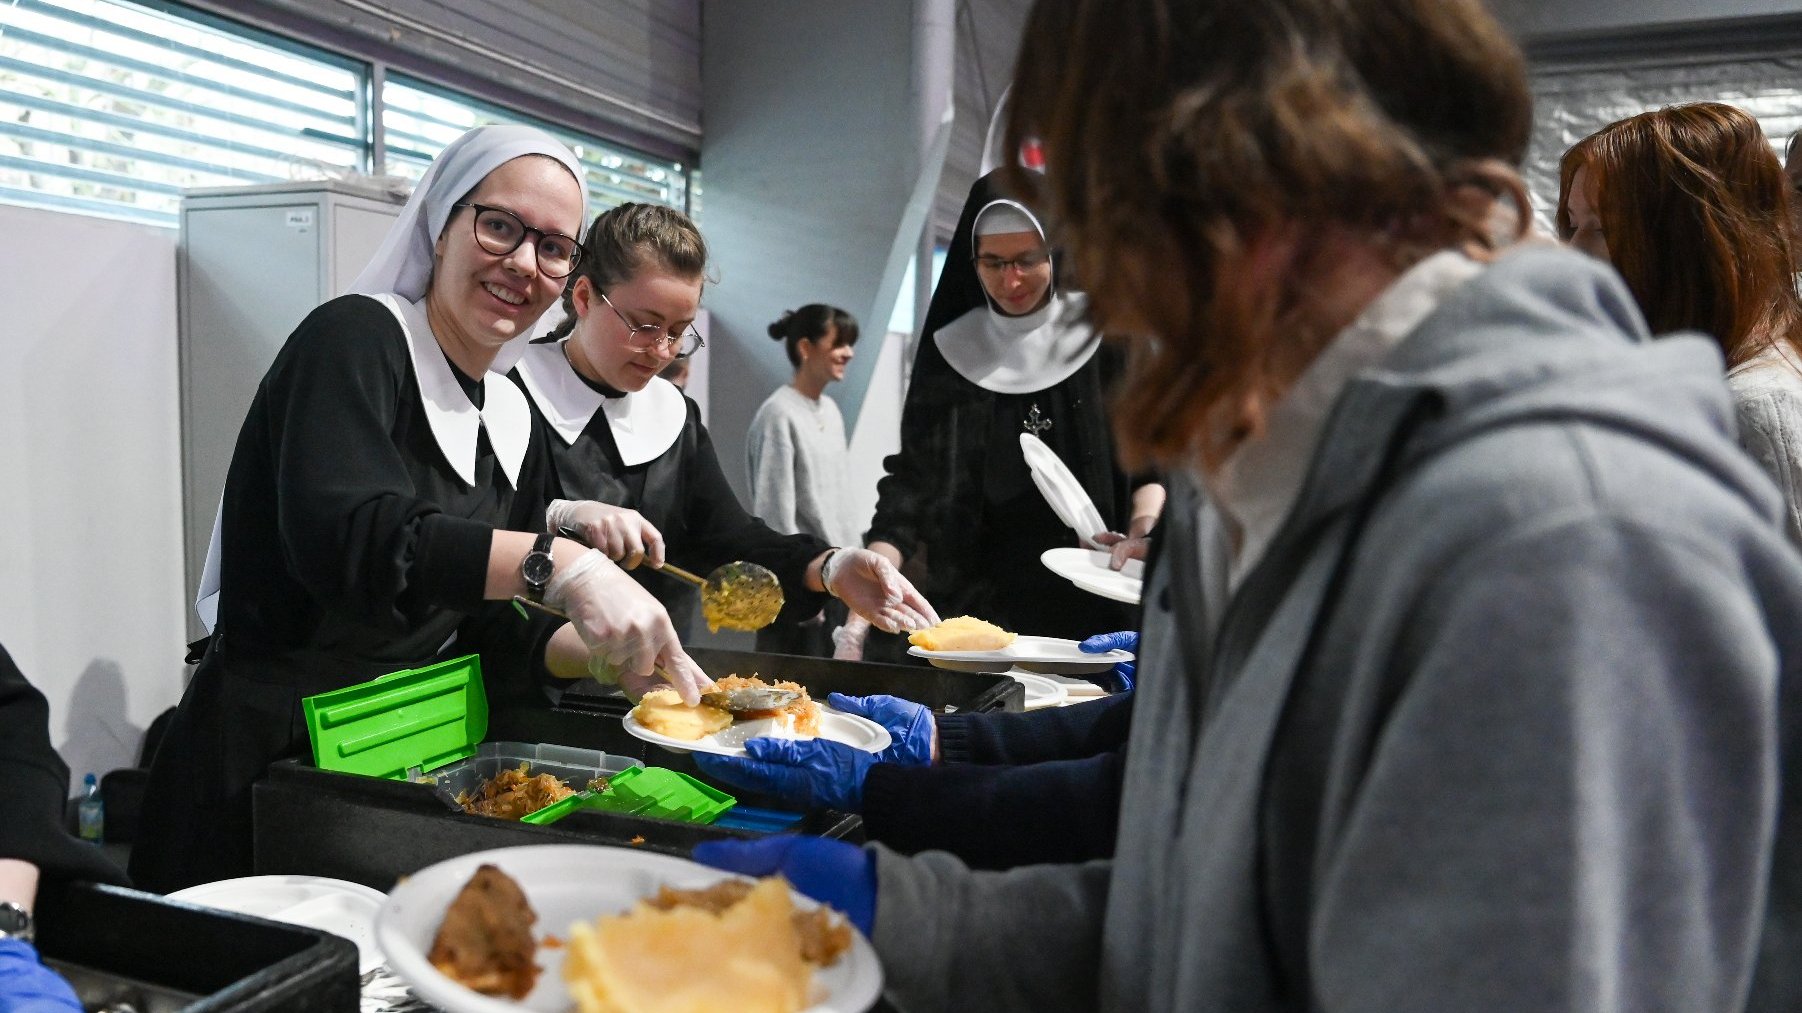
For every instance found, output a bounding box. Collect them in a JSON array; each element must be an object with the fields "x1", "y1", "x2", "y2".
[
  {"x1": 934, "y1": 291, "x2": 1101, "y2": 393},
  {"x1": 514, "y1": 339, "x2": 687, "y2": 466},
  {"x1": 1207, "y1": 250, "x2": 1483, "y2": 586},
  {"x1": 373, "y1": 294, "x2": 531, "y2": 487}
]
